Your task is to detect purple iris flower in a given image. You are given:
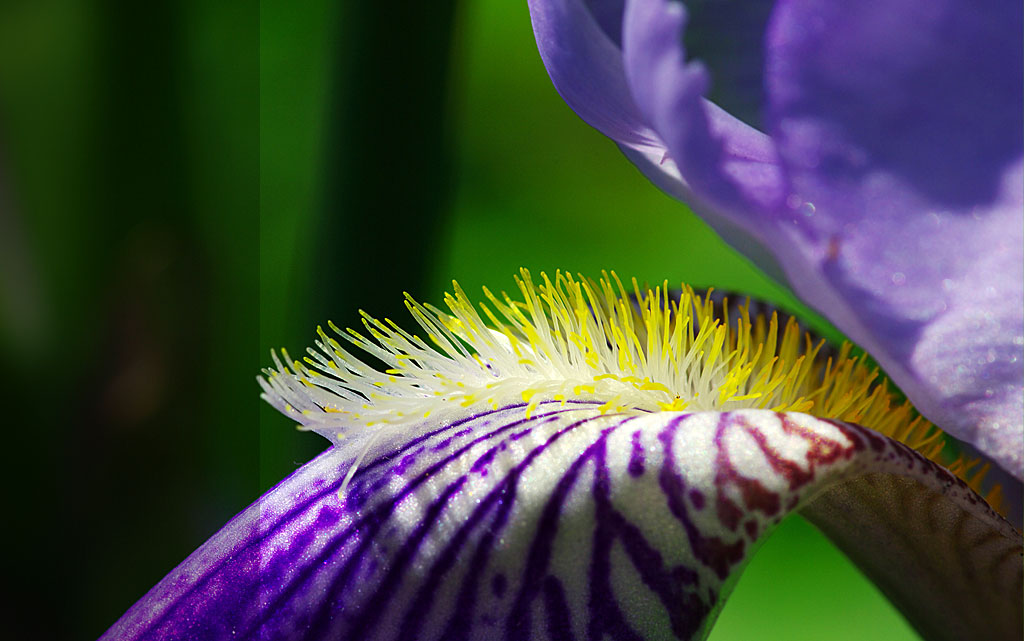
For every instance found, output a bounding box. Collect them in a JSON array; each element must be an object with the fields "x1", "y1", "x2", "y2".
[
  {"x1": 528, "y1": 0, "x2": 1023, "y2": 481},
  {"x1": 101, "y1": 273, "x2": 1021, "y2": 640},
  {"x1": 100, "y1": 2, "x2": 1023, "y2": 640}
]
